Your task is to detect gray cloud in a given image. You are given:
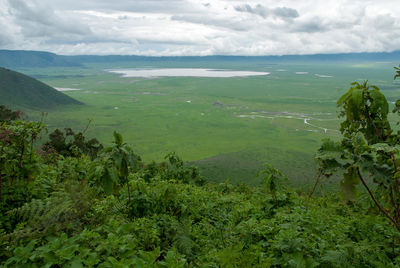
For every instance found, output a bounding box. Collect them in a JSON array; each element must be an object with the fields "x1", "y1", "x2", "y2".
[
  {"x1": 292, "y1": 18, "x2": 329, "y2": 33},
  {"x1": 369, "y1": 14, "x2": 396, "y2": 29},
  {"x1": 42, "y1": 0, "x2": 194, "y2": 13},
  {"x1": 0, "y1": 32, "x2": 12, "y2": 46},
  {"x1": 273, "y1": 7, "x2": 299, "y2": 19},
  {"x1": 171, "y1": 15, "x2": 249, "y2": 31},
  {"x1": 234, "y1": 4, "x2": 269, "y2": 18},
  {"x1": 7, "y1": 0, "x2": 92, "y2": 39},
  {"x1": 137, "y1": 38, "x2": 199, "y2": 46},
  {"x1": 234, "y1": 4, "x2": 299, "y2": 20},
  {"x1": 0, "y1": 0, "x2": 399, "y2": 56}
]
